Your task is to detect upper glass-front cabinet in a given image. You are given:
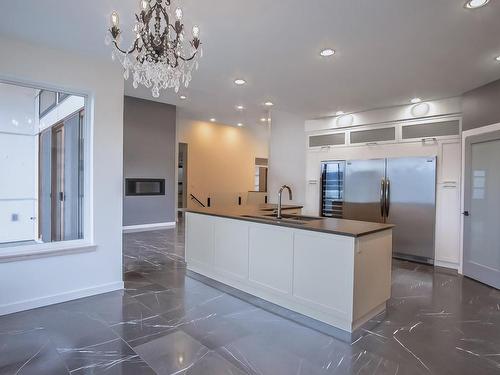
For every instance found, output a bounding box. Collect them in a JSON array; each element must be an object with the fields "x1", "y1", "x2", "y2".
[
  {"x1": 401, "y1": 120, "x2": 460, "y2": 141},
  {"x1": 308, "y1": 118, "x2": 460, "y2": 149}
]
